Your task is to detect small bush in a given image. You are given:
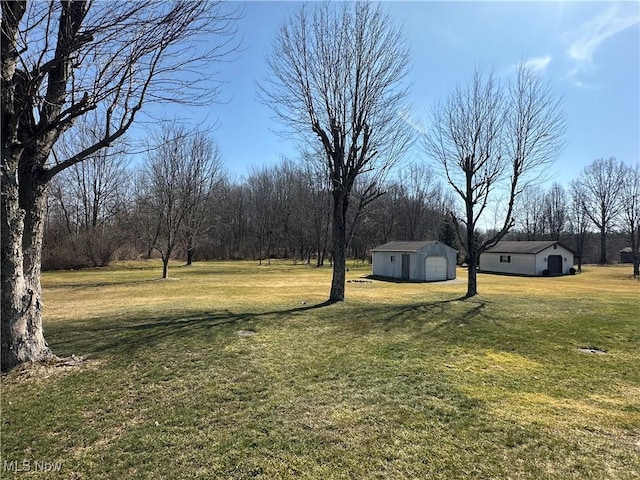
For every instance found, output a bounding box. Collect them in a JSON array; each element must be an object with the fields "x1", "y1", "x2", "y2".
[
  {"x1": 569, "y1": 268, "x2": 576, "y2": 275},
  {"x1": 543, "y1": 269, "x2": 550, "y2": 276}
]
